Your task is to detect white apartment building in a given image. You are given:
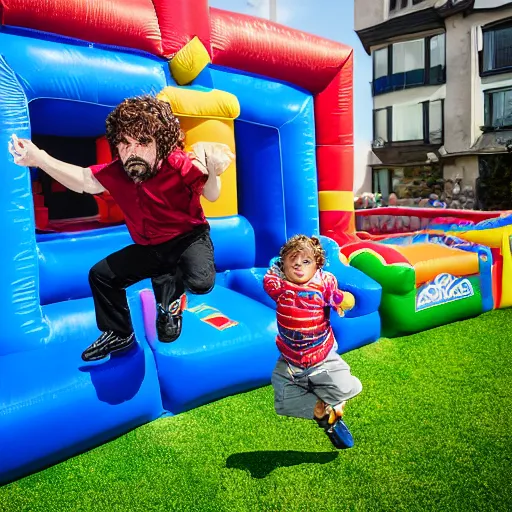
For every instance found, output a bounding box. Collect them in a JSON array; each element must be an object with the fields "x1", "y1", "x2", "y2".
[{"x1": 355, "y1": 0, "x2": 512, "y2": 210}]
